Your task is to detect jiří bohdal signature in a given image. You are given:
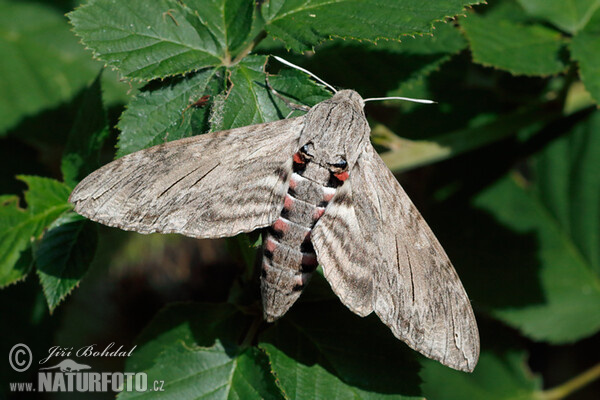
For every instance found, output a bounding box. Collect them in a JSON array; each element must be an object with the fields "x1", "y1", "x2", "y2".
[{"x1": 39, "y1": 342, "x2": 136, "y2": 365}]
